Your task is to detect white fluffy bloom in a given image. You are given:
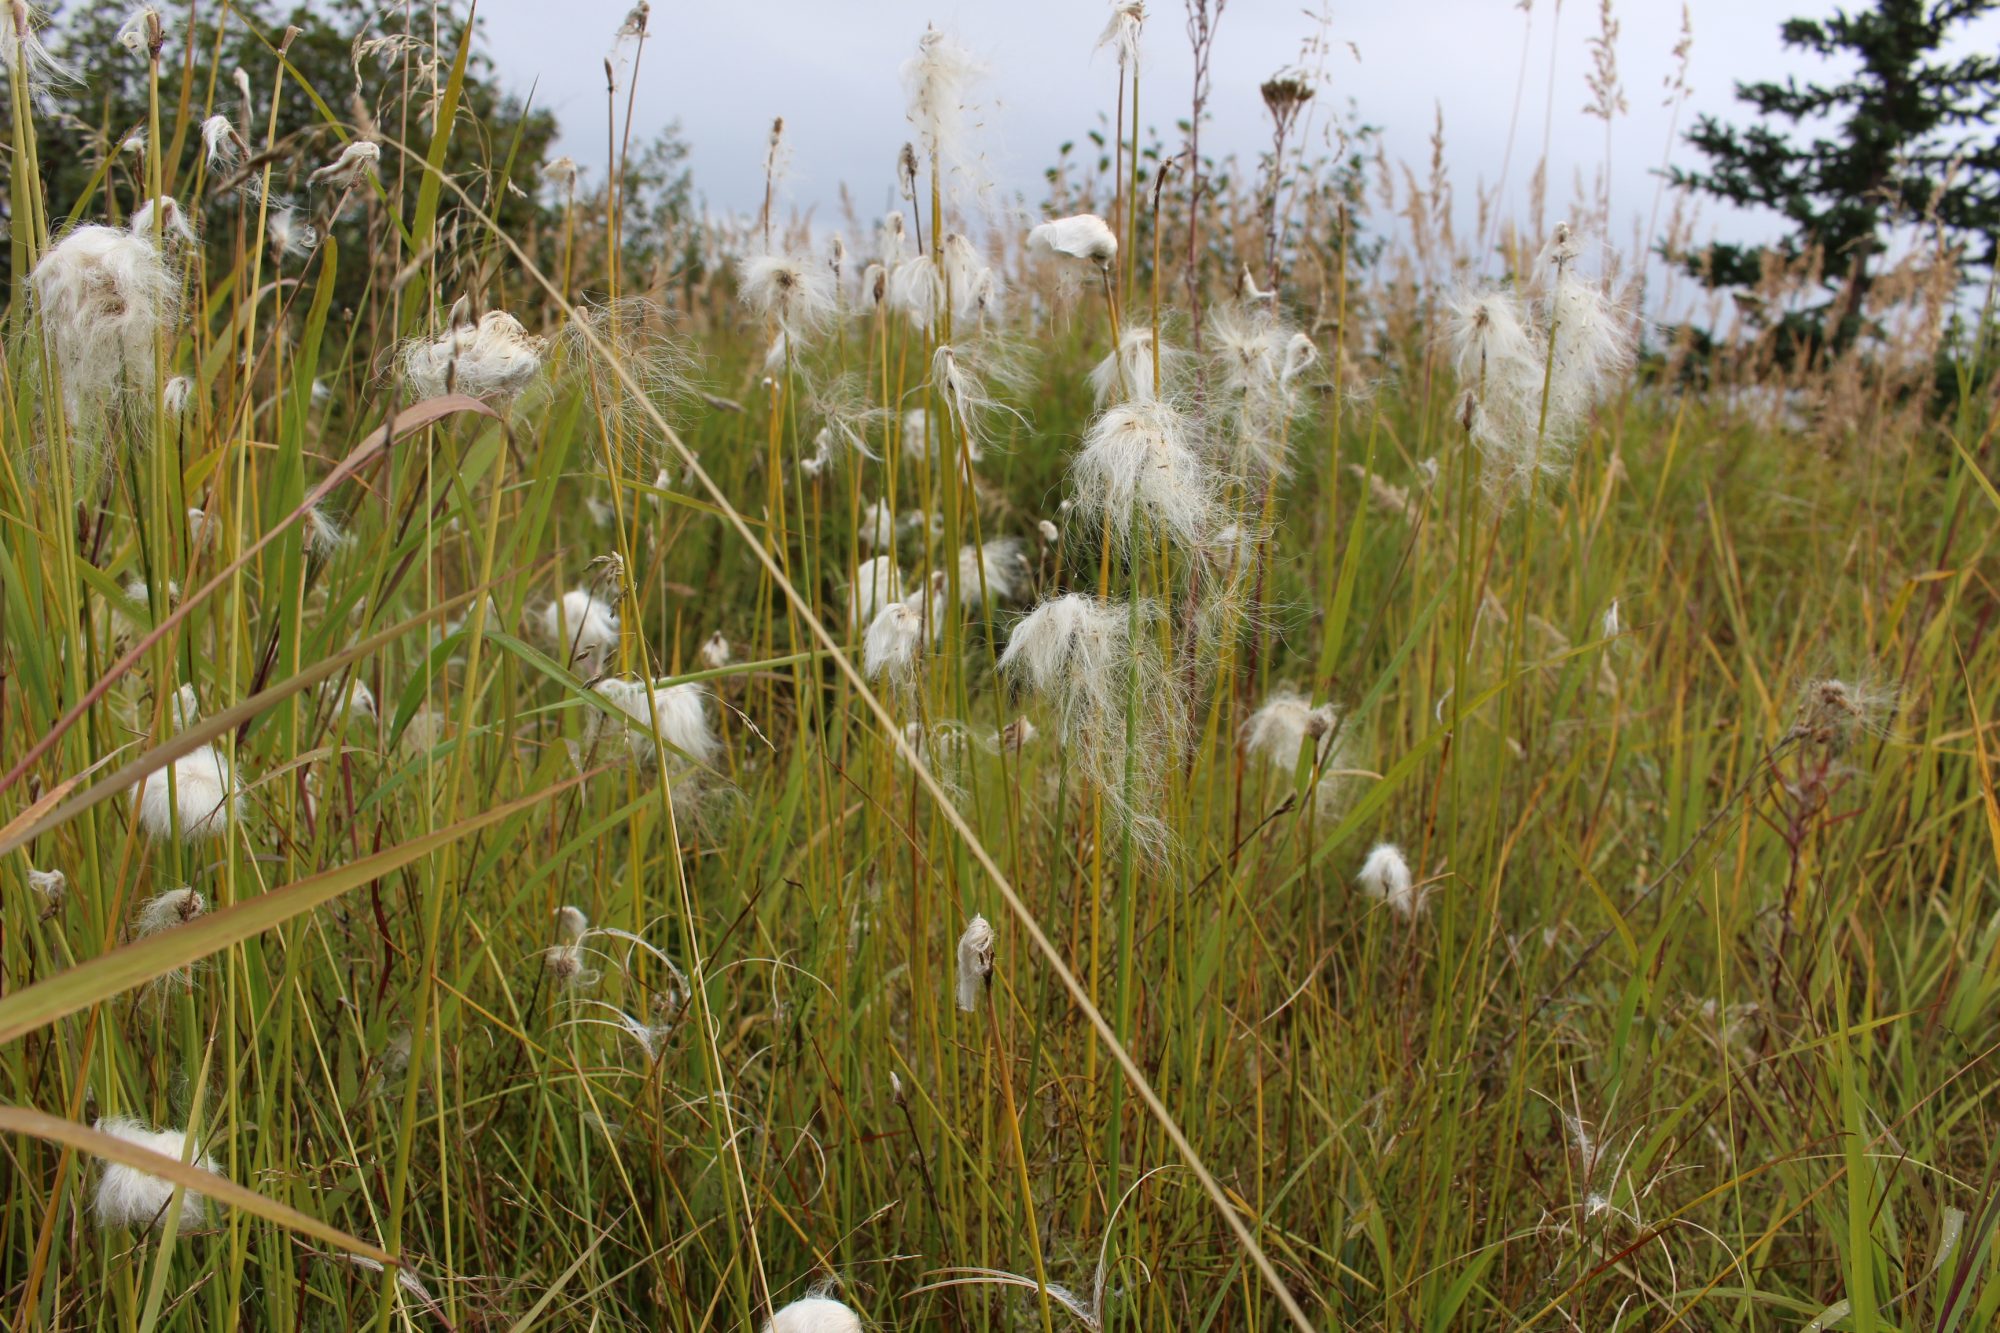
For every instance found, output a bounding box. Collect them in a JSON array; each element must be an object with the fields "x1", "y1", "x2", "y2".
[
  {"x1": 902, "y1": 26, "x2": 989, "y2": 202},
  {"x1": 327, "y1": 677, "x2": 375, "y2": 723},
  {"x1": 27, "y1": 866, "x2": 66, "y2": 904},
  {"x1": 1242, "y1": 688, "x2": 1354, "y2": 819},
  {"x1": 955, "y1": 913, "x2": 994, "y2": 1012},
  {"x1": 847, "y1": 556, "x2": 903, "y2": 632},
  {"x1": 161, "y1": 376, "x2": 193, "y2": 417},
  {"x1": 554, "y1": 904, "x2": 589, "y2": 941},
  {"x1": 200, "y1": 113, "x2": 241, "y2": 170},
  {"x1": 29, "y1": 215, "x2": 178, "y2": 428},
  {"x1": 132, "y1": 746, "x2": 238, "y2": 840},
  {"x1": 876, "y1": 211, "x2": 910, "y2": 265},
  {"x1": 1087, "y1": 326, "x2": 1182, "y2": 407},
  {"x1": 137, "y1": 886, "x2": 205, "y2": 936},
  {"x1": 1356, "y1": 843, "x2": 1419, "y2": 918},
  {"x1": 1, "y1": 2, "x2": 77, "y2": 98},
  {"x1": 541, "y1": 589, "x2": 620, "y2": 673},
  {"x1": 1601, "y1": 599, "x2": 1620, "y2": 639},
  {"x1": 589, "y1": 676, "x2": 719, "y2": 767},
  {"x1": 166, "y1": 682, "x2": 199, "y2": 732},
  {"x1": 1069, "y1": 399, "x2": 1220, "y2": 553},
  {"x1": 886, "y1": 254, "x2": 945, "y2": 330},
  {"x1": 941, "y1": 232, "x2": 1002, "y2": 326},
  {"x1": 403, "y1": 310, "x2": 545, "y2": 403},
  {"x1": 998, "y1": 594, "x2": 1181, "y2": 850},
  {"x1": 956, "y1": 537, "x2": 1029, "y2": 607},
  {"x1": 91, "y1": 1117, "x2": 219, "y2": 1231},
  {"x1": 543, "y1": 155, "x2": 579, "y2": 195},
  {"x1": 1027, "y1": 213, "x2": 1117, "y2": 269},
  {"x1": 863, "y1": 602, "x2": 925, "y2": 683},
  {"x1": 310, "y1": 138, "x2": 379, "y2": 188},
  {"x1": 697, "y1": 631, "x2": 731, "y2": 671},
  {"x1": 129, "y1": 195, "x2": 195, "y2": 249},
  {"x1": 738, "y1": 252, "x2": 838, "y2": 341},
  {"x1": 766, "y1": 1296, "x2": 863, "y2": 1333},
  {"x1": 267, "y1": 206, "x2": 318, "y2": 258},
  {"x1": 857, "y1": 498, "x2": 897, "y2": 553},
  {"x1": 1096, "y1": 0, "x2": 1145, "y2": 66},
  {"x1": 302, "y1": 505, "x2": 350, "y2": 559}
]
